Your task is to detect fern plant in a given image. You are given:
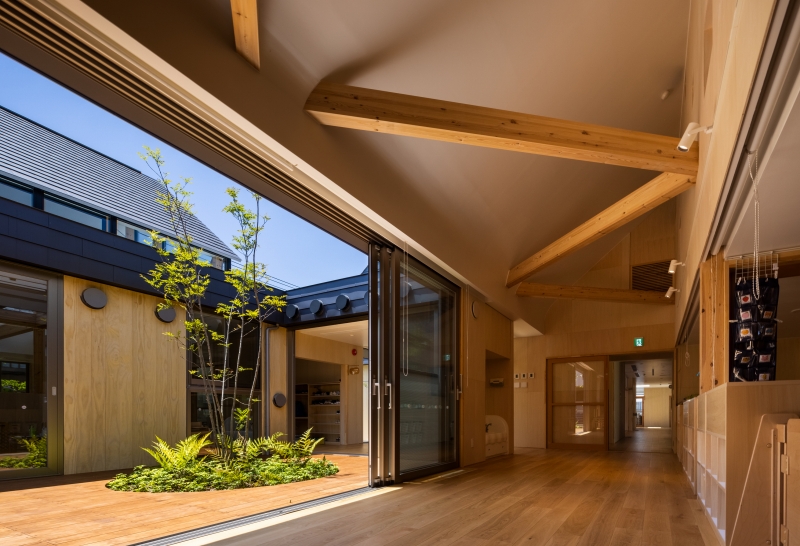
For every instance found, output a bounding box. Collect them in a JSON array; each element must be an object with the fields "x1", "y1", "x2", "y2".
[
  {"x1": 264, "y1": 429, "x2": 323, "y2": 463},
  {"x1": 142, "y1": 433, "x2": 211, "y2": 472}
]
